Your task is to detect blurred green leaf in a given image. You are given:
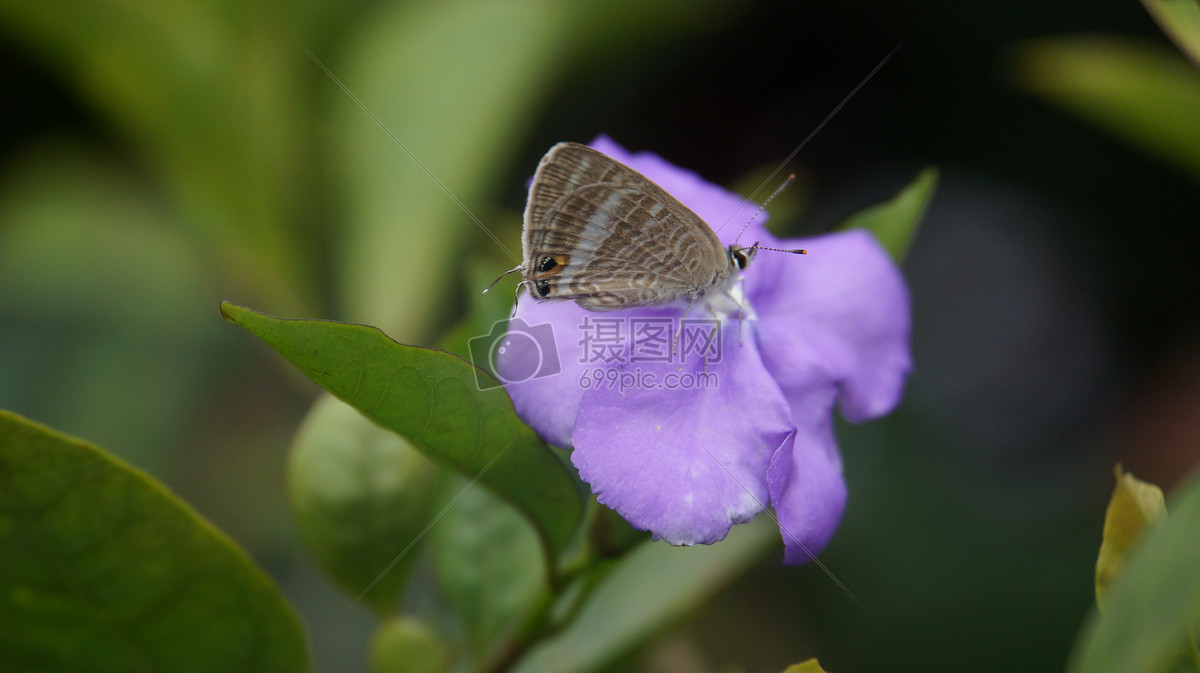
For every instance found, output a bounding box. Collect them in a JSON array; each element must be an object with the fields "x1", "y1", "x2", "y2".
[
  {"x1": 1068, "y1": 469, "x2": 1200, "y2": 673},
  {"x1": 1142, "y1": 0, "x2": 1200, "y2": 69},
  {"x1": 221, "y1": 302, "x2": 584, "y2": 563},
  {"x1": 0, "y1": 410, "x2": 309, "y2": 673},
  {"x1": 432, "y1": 472, "x2": 547, "y2": 664},
  {"x1": 370, "y1": 617, "x2": 449, "y2": 673},
  {"x1": 288, "y1": 394, "x2": 438, "y2": 615},
  {"x1": 836, "y1": 167, "x2": 938, "y2": 263},
  {"x1": 1012, "y1": 36, "x2": 1200, "y2": 182},
  {"x1": 0, "y1": 0, "x2": 314, "y2": 313},
  {"x1": 513, "y1": 516, "x2": 779, "y2": 673},
  {"x1": 328, "y1": 0, "x2": 750, "y2": 341},
  {"x1": 0, "y1": 143, "x2": 223, "y2": 469},
  {"x1": 1095, "y1": 465, "x2": 1166, "y2": 609},
  {"x1": 439, "y1": 263, "x2": 526, "y2": 363},
  {"x1": 331, "y1": 0, "x2": 571, "y2": 340},
  {"x1": 567, "y1": 0, "x2": 740, "y2": 53},
  {"x1": 783, "y1": 659, "x2": 832, "y2": 673},
  {"x1": 0, "y1": 143, "x2": 209, "y2": 327}
]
